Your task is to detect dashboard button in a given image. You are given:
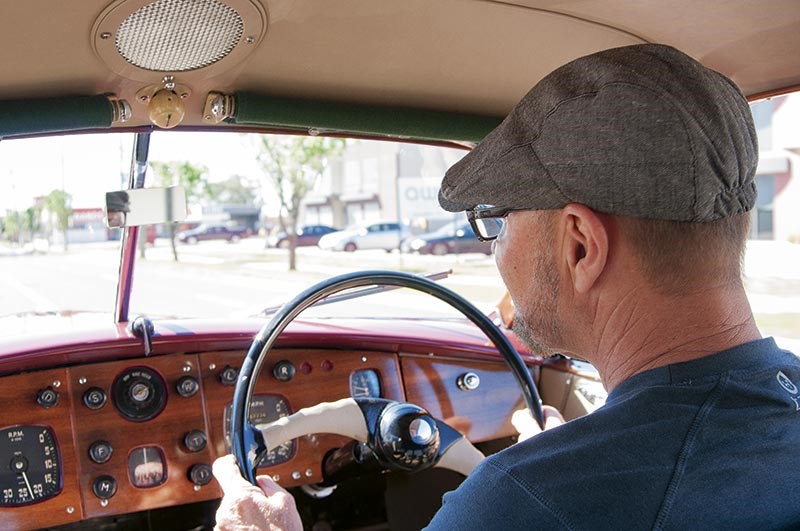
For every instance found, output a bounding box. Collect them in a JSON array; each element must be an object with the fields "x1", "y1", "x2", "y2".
[
  {"x1": 176, "y1": 376, "x2": 199, "y2": 397},
  {"x1": 183, "y1": 430, "x2": 207, "y2": 452},
  {"x1": 272, "y1": 360, "x2": 296, "y2": 382},
  {"x1": 92, "y1": 475, "x2": 117, "y2": 499},
  {"x1": 219, "y1": 366, "x2": 238, "y2": 386},
  {"x1": 89, "y1": 440, "x2": 113, "y2": 464},
  {"x1": 83, "y1": 387, "x2": 107, "y2": 409},
  {"x1": 36, "y1": 387, "x2": 59, "y2": 408},
  {"x1": 188, "y1": 464, "x2": 213, "y2": 486}
]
